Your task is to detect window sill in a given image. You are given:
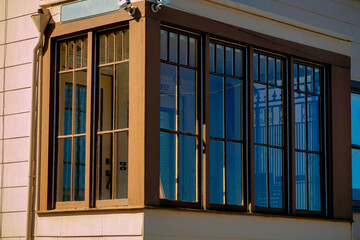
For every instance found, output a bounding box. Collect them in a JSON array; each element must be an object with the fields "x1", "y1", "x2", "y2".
[{"x1": 37, "y1": 205, "x2": 145, "y2": 215}]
